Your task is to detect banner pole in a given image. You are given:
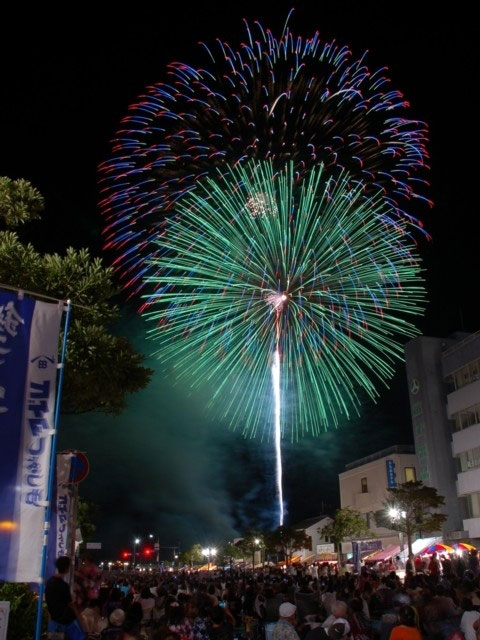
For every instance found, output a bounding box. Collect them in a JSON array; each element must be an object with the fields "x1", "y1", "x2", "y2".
[{"x1": 34, "y1": 299, "x2": 72, "y2": 640}]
